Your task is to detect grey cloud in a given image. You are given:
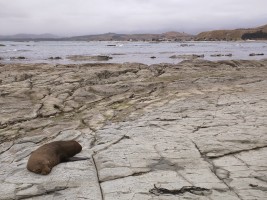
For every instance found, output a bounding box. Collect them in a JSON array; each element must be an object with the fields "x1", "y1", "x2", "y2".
[{"x1": 0, "y1": 0, "x2": 266, "y2": 35}]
